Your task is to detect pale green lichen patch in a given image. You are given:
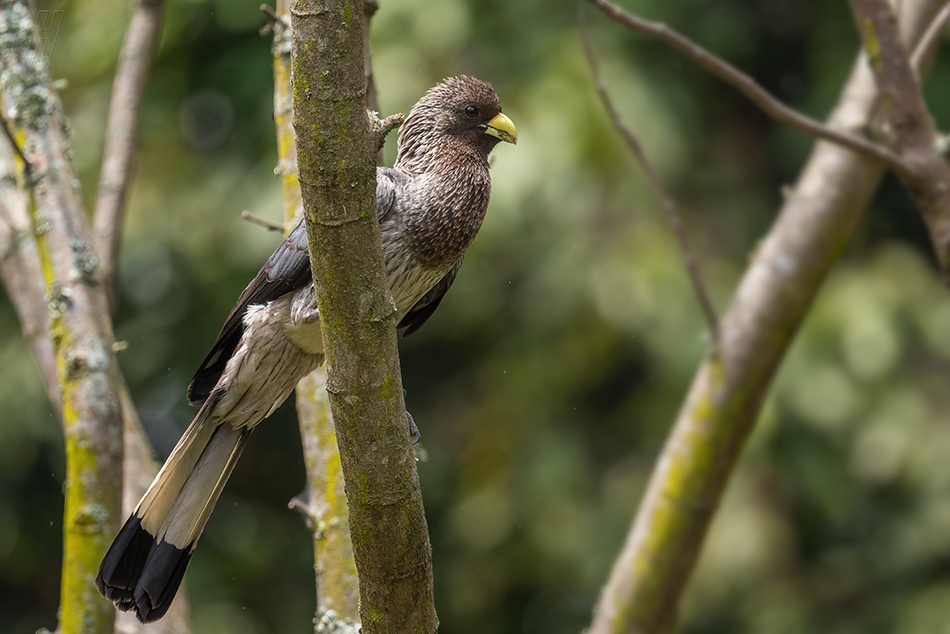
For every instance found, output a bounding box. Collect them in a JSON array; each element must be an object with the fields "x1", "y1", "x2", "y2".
[
  {"x1": 70, "y1": 236, "x2": 98, "y2": 278},
  {"x1": 73, "y1": 503, "x2": 109, "y2": 527},
  {"x1": 270, "y1": 15, "x2": 292, "y2": 58},
  {"x1": 0, "y1": 50, "x2": 55, "y2": 130},
  {"x1": 32, "y1": 207, "x2": 51, "y2": 235},
  {"x1": 315, "y1": 607, "x2": 361, "y2": 634},
  {"x1": 0, "y1": 2, "x2": 34, "y2": 39},
  {"x1": 87, "y1": 372, "x2": 118, "y2": 419},
  {"x1": 46, "y1": 282, "x2": 68, "y2": 320},
  {"x1": 0, "y1": 5, "x2": 63, "y2": 132}
]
